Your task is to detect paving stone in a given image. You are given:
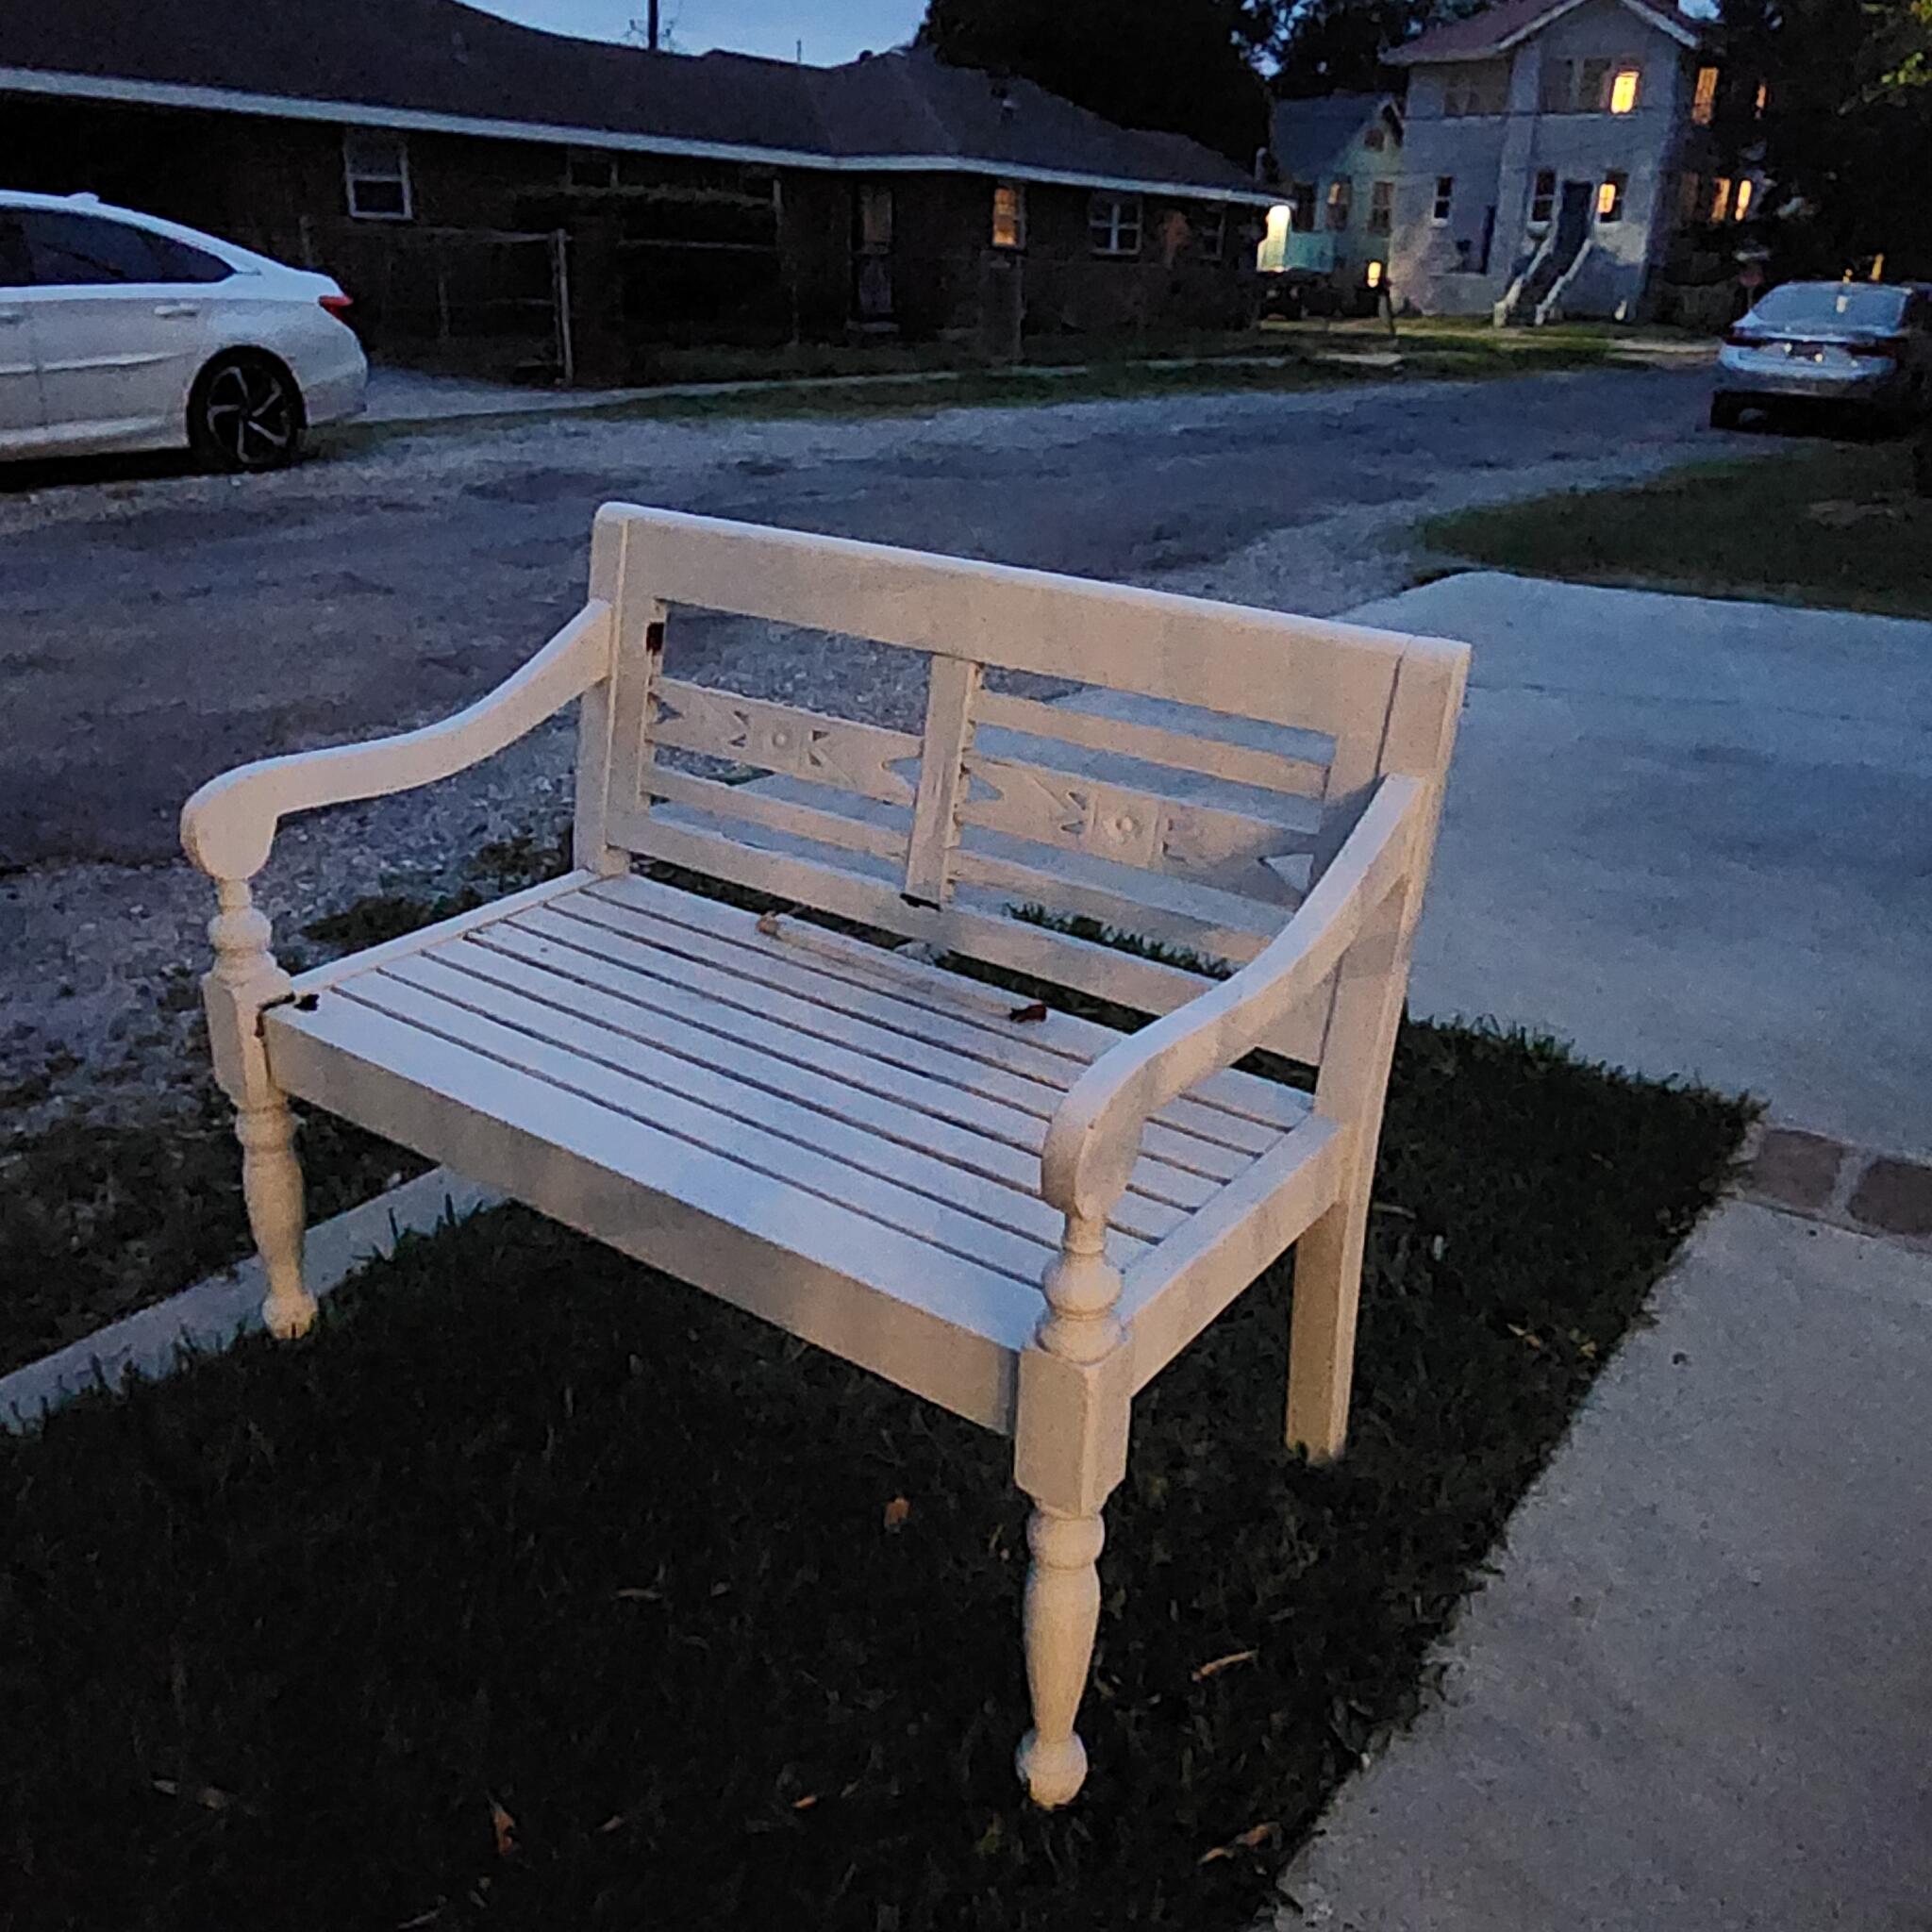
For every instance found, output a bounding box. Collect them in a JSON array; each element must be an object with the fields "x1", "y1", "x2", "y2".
[
  {"x1": 1849, "y1": 1157, "x2": 1932, "y2": 1240},
  {"x1": 1747, "y1": 1127, "x2": 1845, "y2": 1213}
]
